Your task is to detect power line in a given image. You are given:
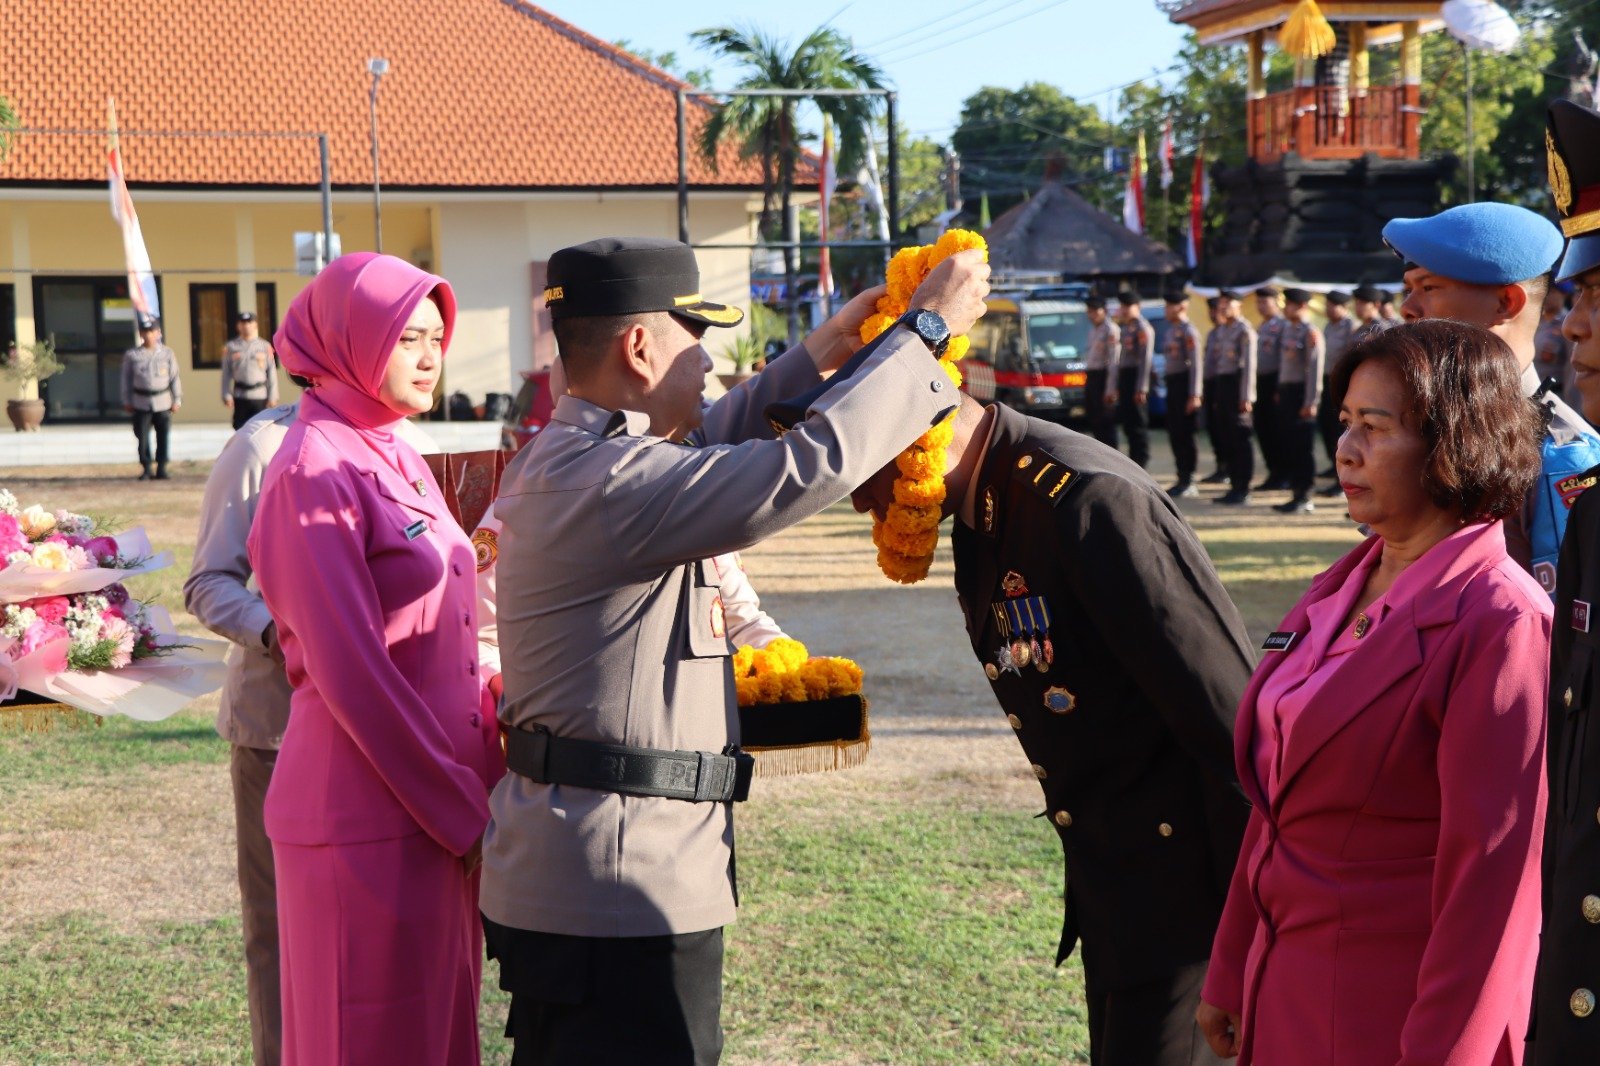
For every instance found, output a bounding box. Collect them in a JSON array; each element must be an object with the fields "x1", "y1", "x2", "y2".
[
  {"x1": 858, "y1": 0, "x2": 1037, "y2": 51},
  {"x1": 874, "y1": 0, "x2": 1080, "y2": 64}
]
